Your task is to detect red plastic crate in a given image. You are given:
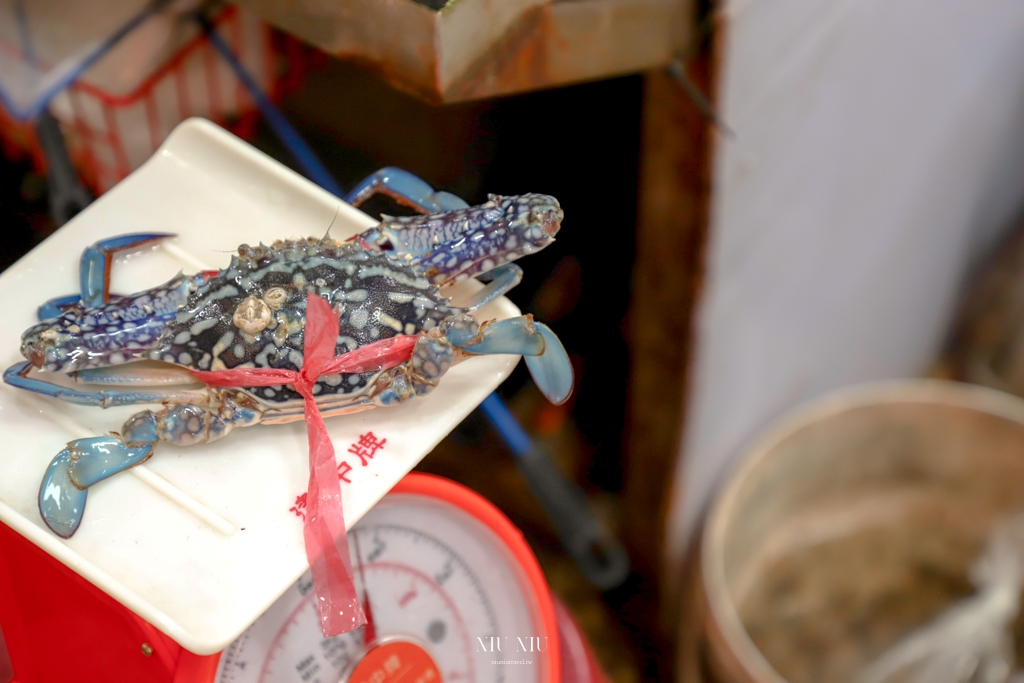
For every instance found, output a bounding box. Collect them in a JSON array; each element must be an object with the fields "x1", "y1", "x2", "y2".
[{"x1": 0, "y1": 5, "x2": 321, "y2": 195}]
